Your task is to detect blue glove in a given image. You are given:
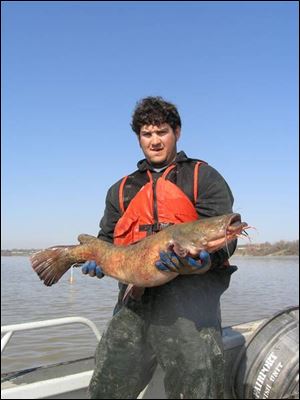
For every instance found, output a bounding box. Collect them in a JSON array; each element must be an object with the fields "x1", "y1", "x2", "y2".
[
  {"x1": 81, "y1": 261, "x2": 104, "y2": 279},
  {"x1": 155, "y1": 250, "x2": 211, "y2": 274}
]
